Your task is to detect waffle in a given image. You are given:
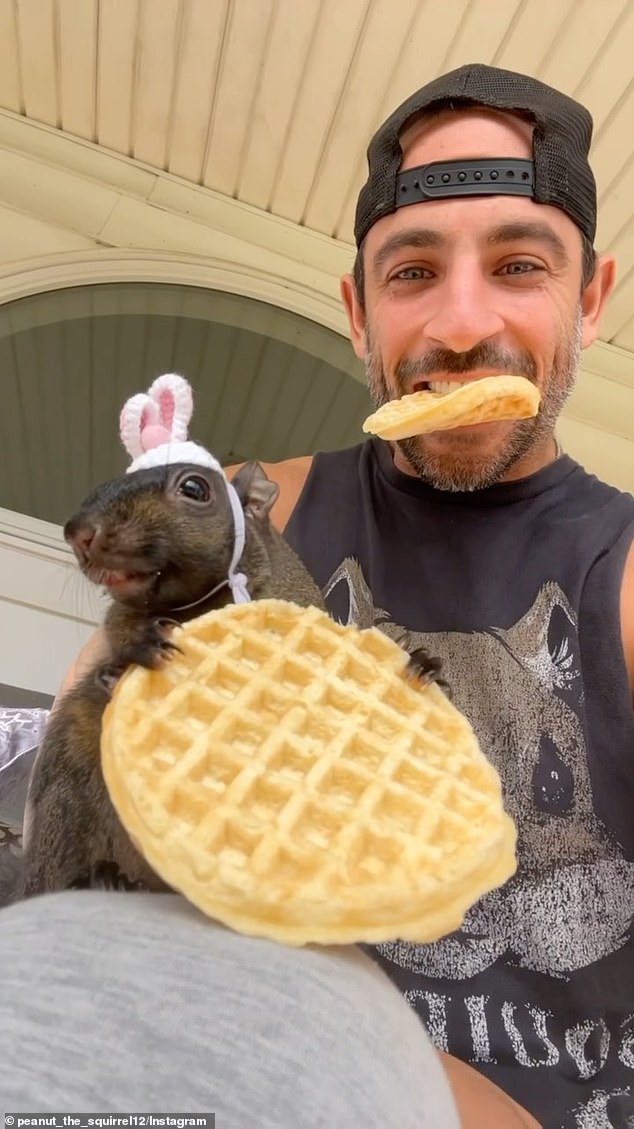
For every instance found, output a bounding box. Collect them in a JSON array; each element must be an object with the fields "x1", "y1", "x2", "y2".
[
  {"x1": 101, "y1": 599, "x2": 517, "y2": 946},
  {"x1": 362, "y1": 374, "x2": 540, "y2": 440}
]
